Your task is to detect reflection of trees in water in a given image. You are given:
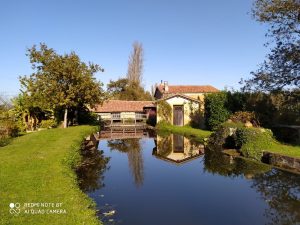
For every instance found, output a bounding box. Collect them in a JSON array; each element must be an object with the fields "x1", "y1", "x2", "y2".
[
  {"x1": 107, "y1": 139, "x2": 144, "y2": 187},
  {"x1": 204, "y1": 148, "x2": 300, "y2": 225},
  {"x1": 251, "y1": 169, "x2": 300, "y2": 225},
  {"x1": 203, "y1": 149, "x2": 270, "y2": 178},
  {"x1": 76, "y1": 143, "x2": 110, "y2": 193},
  {"x1": 156, "y1": 135, "x2": 172, "y2": 157}
]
